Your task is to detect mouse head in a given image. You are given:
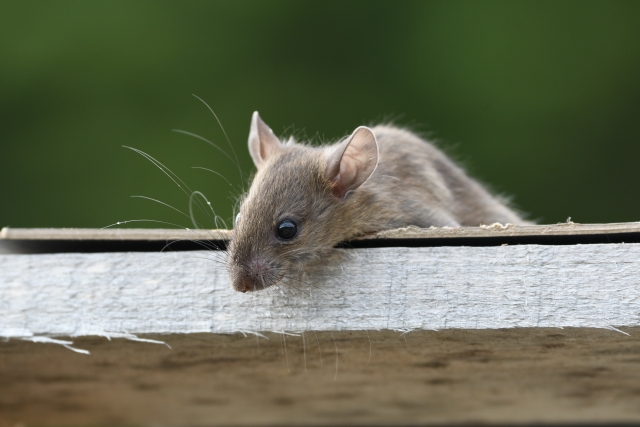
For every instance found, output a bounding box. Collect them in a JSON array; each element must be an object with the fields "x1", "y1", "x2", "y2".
[{"x1": 226, "y1": 112, "x2": 378, "y2": 292}]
